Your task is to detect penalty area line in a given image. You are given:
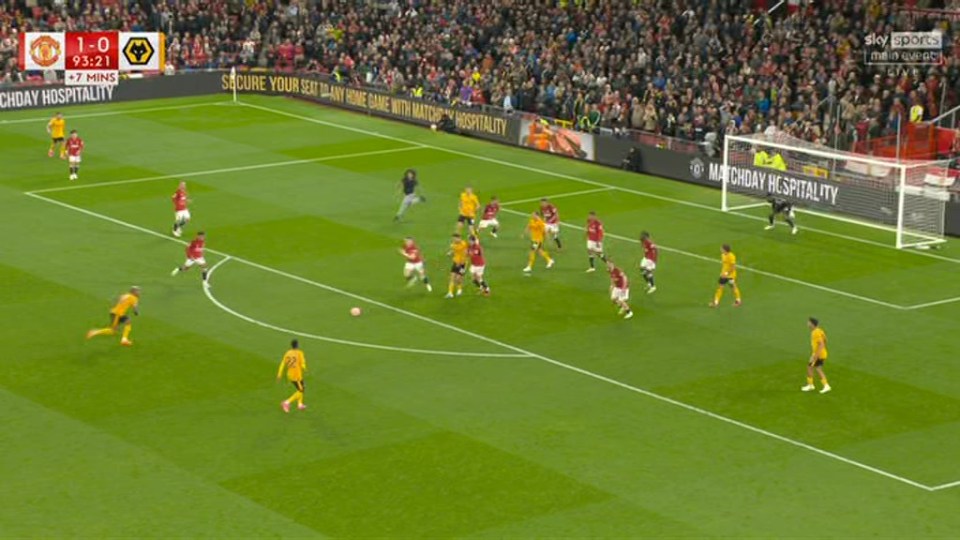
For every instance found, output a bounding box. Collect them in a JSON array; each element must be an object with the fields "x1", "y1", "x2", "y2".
[
  {"x1": 0, "y1": 100, "x2": 226, "y2": 125},
  {"x1": 203, "y1": 257, "x2": 529, "y2": 359}
]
